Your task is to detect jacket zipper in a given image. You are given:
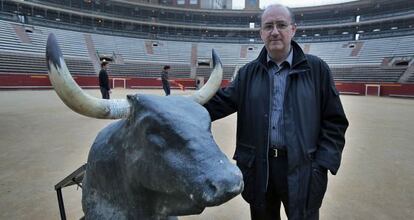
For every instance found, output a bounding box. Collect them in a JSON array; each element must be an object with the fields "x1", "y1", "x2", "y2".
[
  {"x1": 282, "y1": 74, "x2": 291, "y2": 157},
  {"x1": 283, "y1": 69, "x2": 308, "y2": 158},
  {"x1": 281, "y1": 69, "x2": 306, "y2": 156},
  {"x1": 265, "y1": 68, "x2": 272, "y2": 191}
]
